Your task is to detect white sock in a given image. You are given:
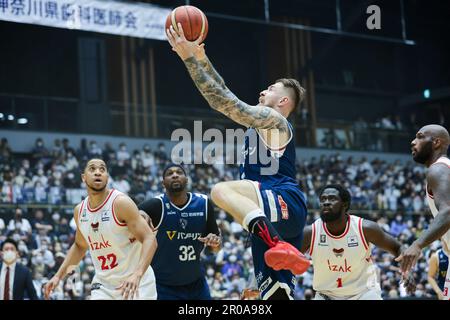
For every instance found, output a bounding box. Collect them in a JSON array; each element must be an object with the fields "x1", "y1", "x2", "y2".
[{"x1": 242, "y1": 209, "x2": 265, "y2": 232}]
